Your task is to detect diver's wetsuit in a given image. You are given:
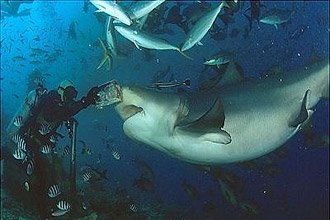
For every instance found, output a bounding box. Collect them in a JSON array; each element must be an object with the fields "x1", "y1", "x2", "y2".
[{"x1": 19, "y1": 89, "x2": 92, "y2": 219}]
